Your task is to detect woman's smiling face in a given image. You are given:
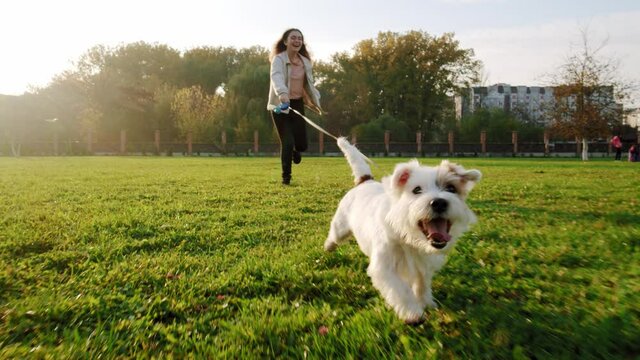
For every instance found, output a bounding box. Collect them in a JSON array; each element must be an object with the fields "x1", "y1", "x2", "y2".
[{"x1": 285, "y1": 30, "x2": 303, "y2": 51}]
